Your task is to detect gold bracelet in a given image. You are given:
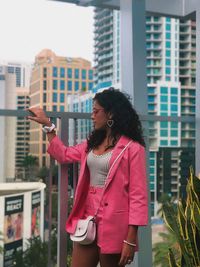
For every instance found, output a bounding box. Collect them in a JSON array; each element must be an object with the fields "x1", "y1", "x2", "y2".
[{"x1": 123, "y1": 240, "x2": 136, "y2": 247}]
